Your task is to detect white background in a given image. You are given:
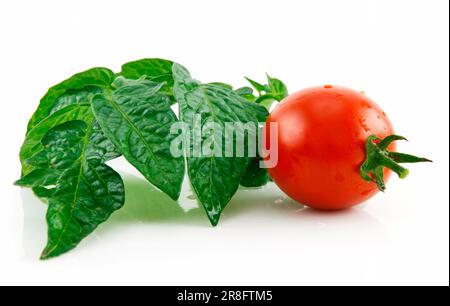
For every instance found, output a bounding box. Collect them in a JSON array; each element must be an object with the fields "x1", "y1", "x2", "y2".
[{"x1": 0, "y1": 0, "x2": 448, "y2": 286}]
